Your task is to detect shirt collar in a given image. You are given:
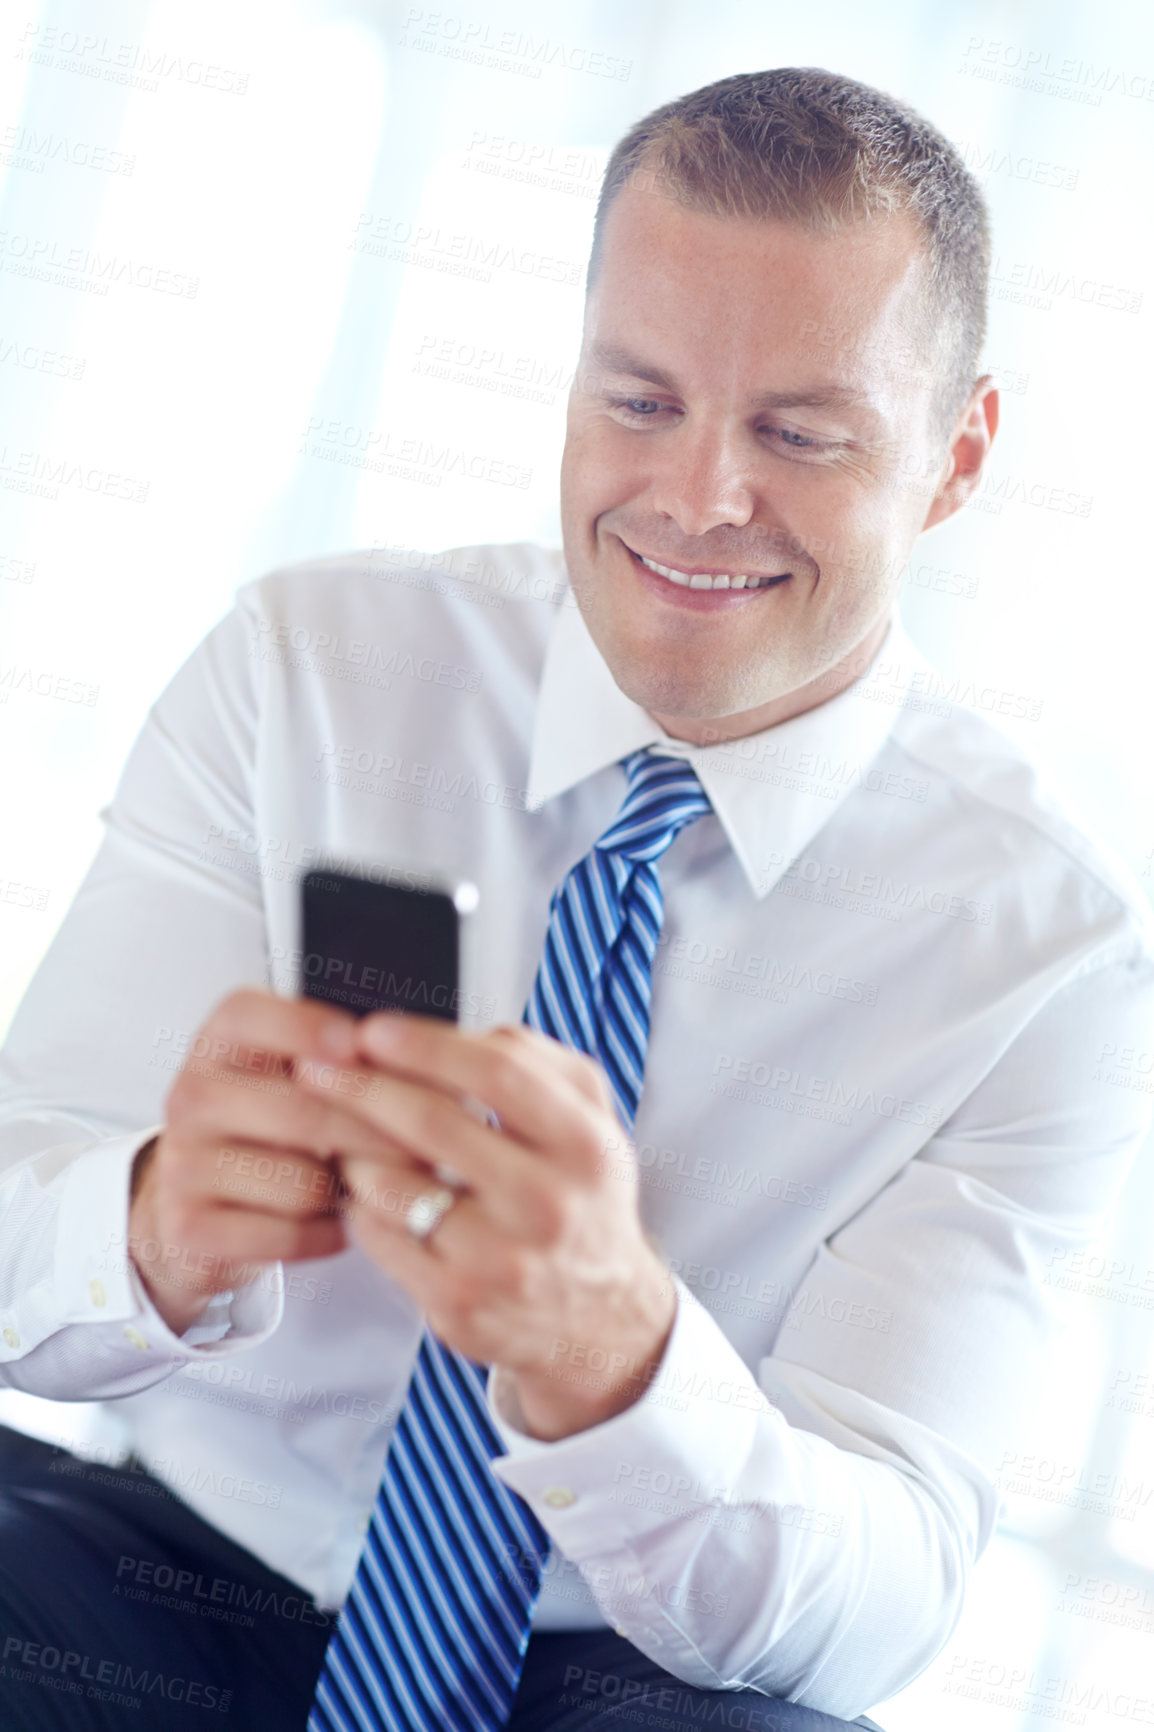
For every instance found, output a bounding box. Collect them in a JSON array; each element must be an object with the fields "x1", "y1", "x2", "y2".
[{"x1": 526, "y1": 587, "x2": 932, "y2": 899}]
